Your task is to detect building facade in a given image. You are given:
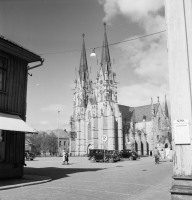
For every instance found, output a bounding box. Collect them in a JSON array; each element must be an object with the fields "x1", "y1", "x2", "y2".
[
  {"x1": 0, "y1": 36, "x2": 43, "y2": 178},
  {"x1": 69, "y1": 24, "x2": 171, "y2": 156}
]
